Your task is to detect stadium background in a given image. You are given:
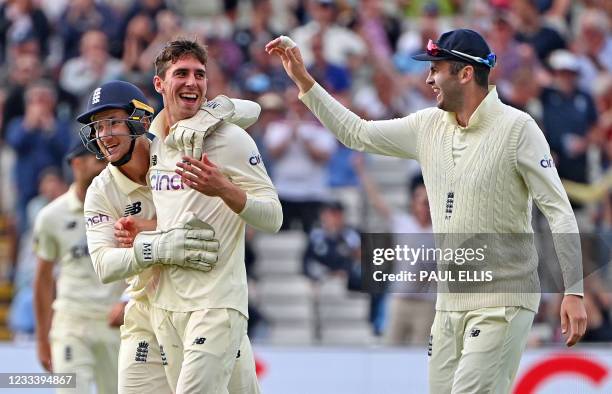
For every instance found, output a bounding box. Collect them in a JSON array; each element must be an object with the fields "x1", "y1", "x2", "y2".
[{"x1": 0, "y1": 0, "x2": 611, "y2": 392}]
